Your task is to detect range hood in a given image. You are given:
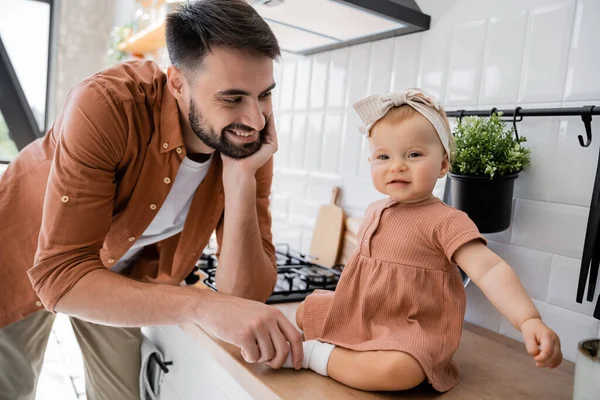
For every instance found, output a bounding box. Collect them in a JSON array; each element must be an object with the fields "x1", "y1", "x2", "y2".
[{"x1": 249, "y1": 0, "x2": 430, "y2": 55}]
